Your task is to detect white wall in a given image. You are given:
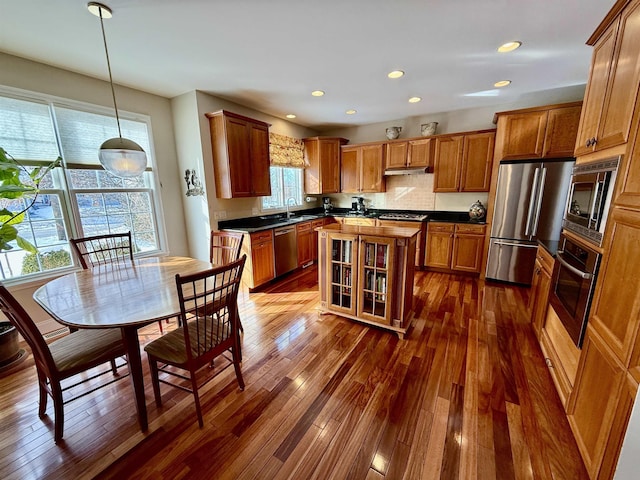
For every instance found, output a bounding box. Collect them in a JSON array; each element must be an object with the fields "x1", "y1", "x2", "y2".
[{"x1": 615, "y1": 390, "x2": 640, "y2": 479}]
